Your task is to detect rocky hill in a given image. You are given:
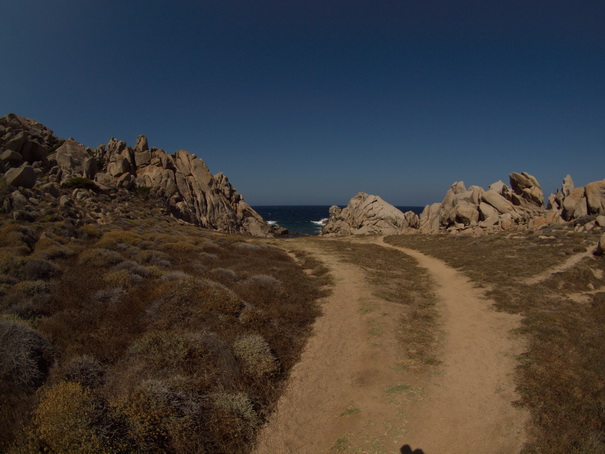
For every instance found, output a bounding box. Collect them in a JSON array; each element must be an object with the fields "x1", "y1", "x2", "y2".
[
  {"x1": 0, "y1": 113, "x2": 274, "y2": 236},
  {"x1": 323, "y1": 172, "x2": 605, "y2": 236}
]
